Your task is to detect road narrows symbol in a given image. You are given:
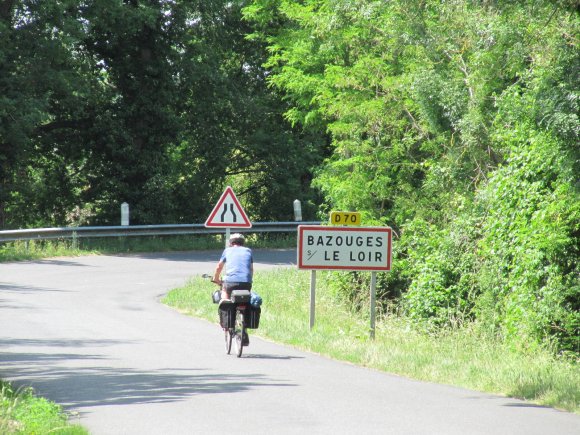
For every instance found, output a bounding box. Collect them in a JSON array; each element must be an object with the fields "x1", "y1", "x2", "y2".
[{"x1": 220, "y1": 203, "x2": 239, "y2": 223}]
